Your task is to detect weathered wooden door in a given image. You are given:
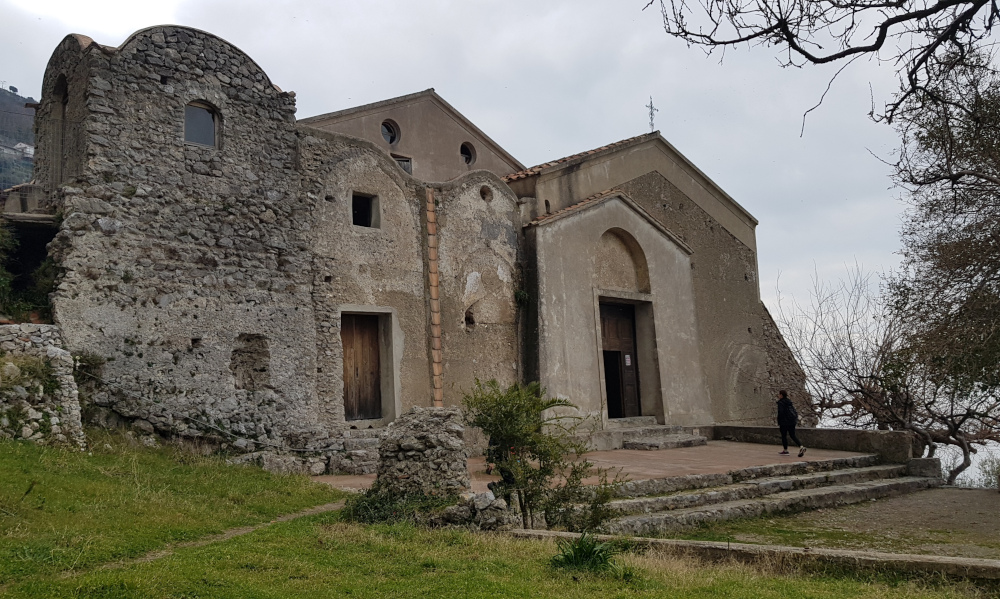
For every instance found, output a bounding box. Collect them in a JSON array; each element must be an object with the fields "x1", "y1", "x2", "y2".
[
  {"x1": 600, "y1": 303, "x2": 640, "y2": 418},
  {"x1": 342, "y1": 314, "x2": 382, "y2": 421}
]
